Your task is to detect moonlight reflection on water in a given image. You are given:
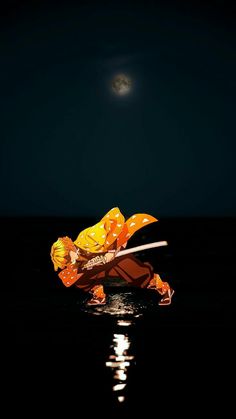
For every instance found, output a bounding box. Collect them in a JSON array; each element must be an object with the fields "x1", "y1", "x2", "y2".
[
  {"x1": 106, "y1": 320, "x2": 134, "y2": 403},
  {"x1": 80, "y1": 291, "x2": 159, "y2": 404}
]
